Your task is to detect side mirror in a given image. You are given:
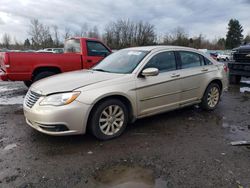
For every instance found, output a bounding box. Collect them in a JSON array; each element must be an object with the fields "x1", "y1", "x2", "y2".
[{"x1": 141, "y1": 68, "x2": 159, "y2": 77}]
